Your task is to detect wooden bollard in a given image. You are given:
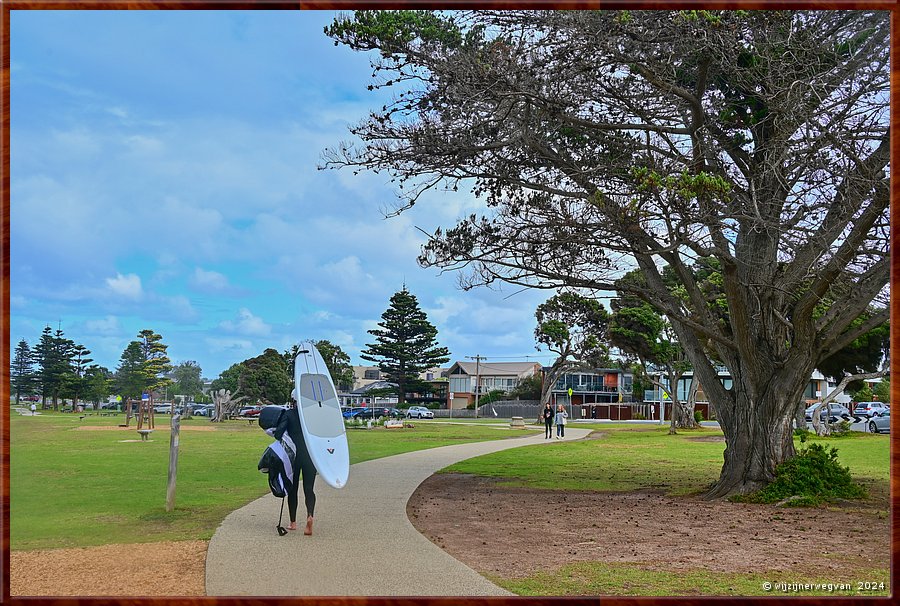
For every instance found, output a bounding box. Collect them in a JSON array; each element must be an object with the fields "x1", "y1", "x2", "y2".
[{"x1": 166, "y1": 414, "x2": 181, "y2": 512}]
